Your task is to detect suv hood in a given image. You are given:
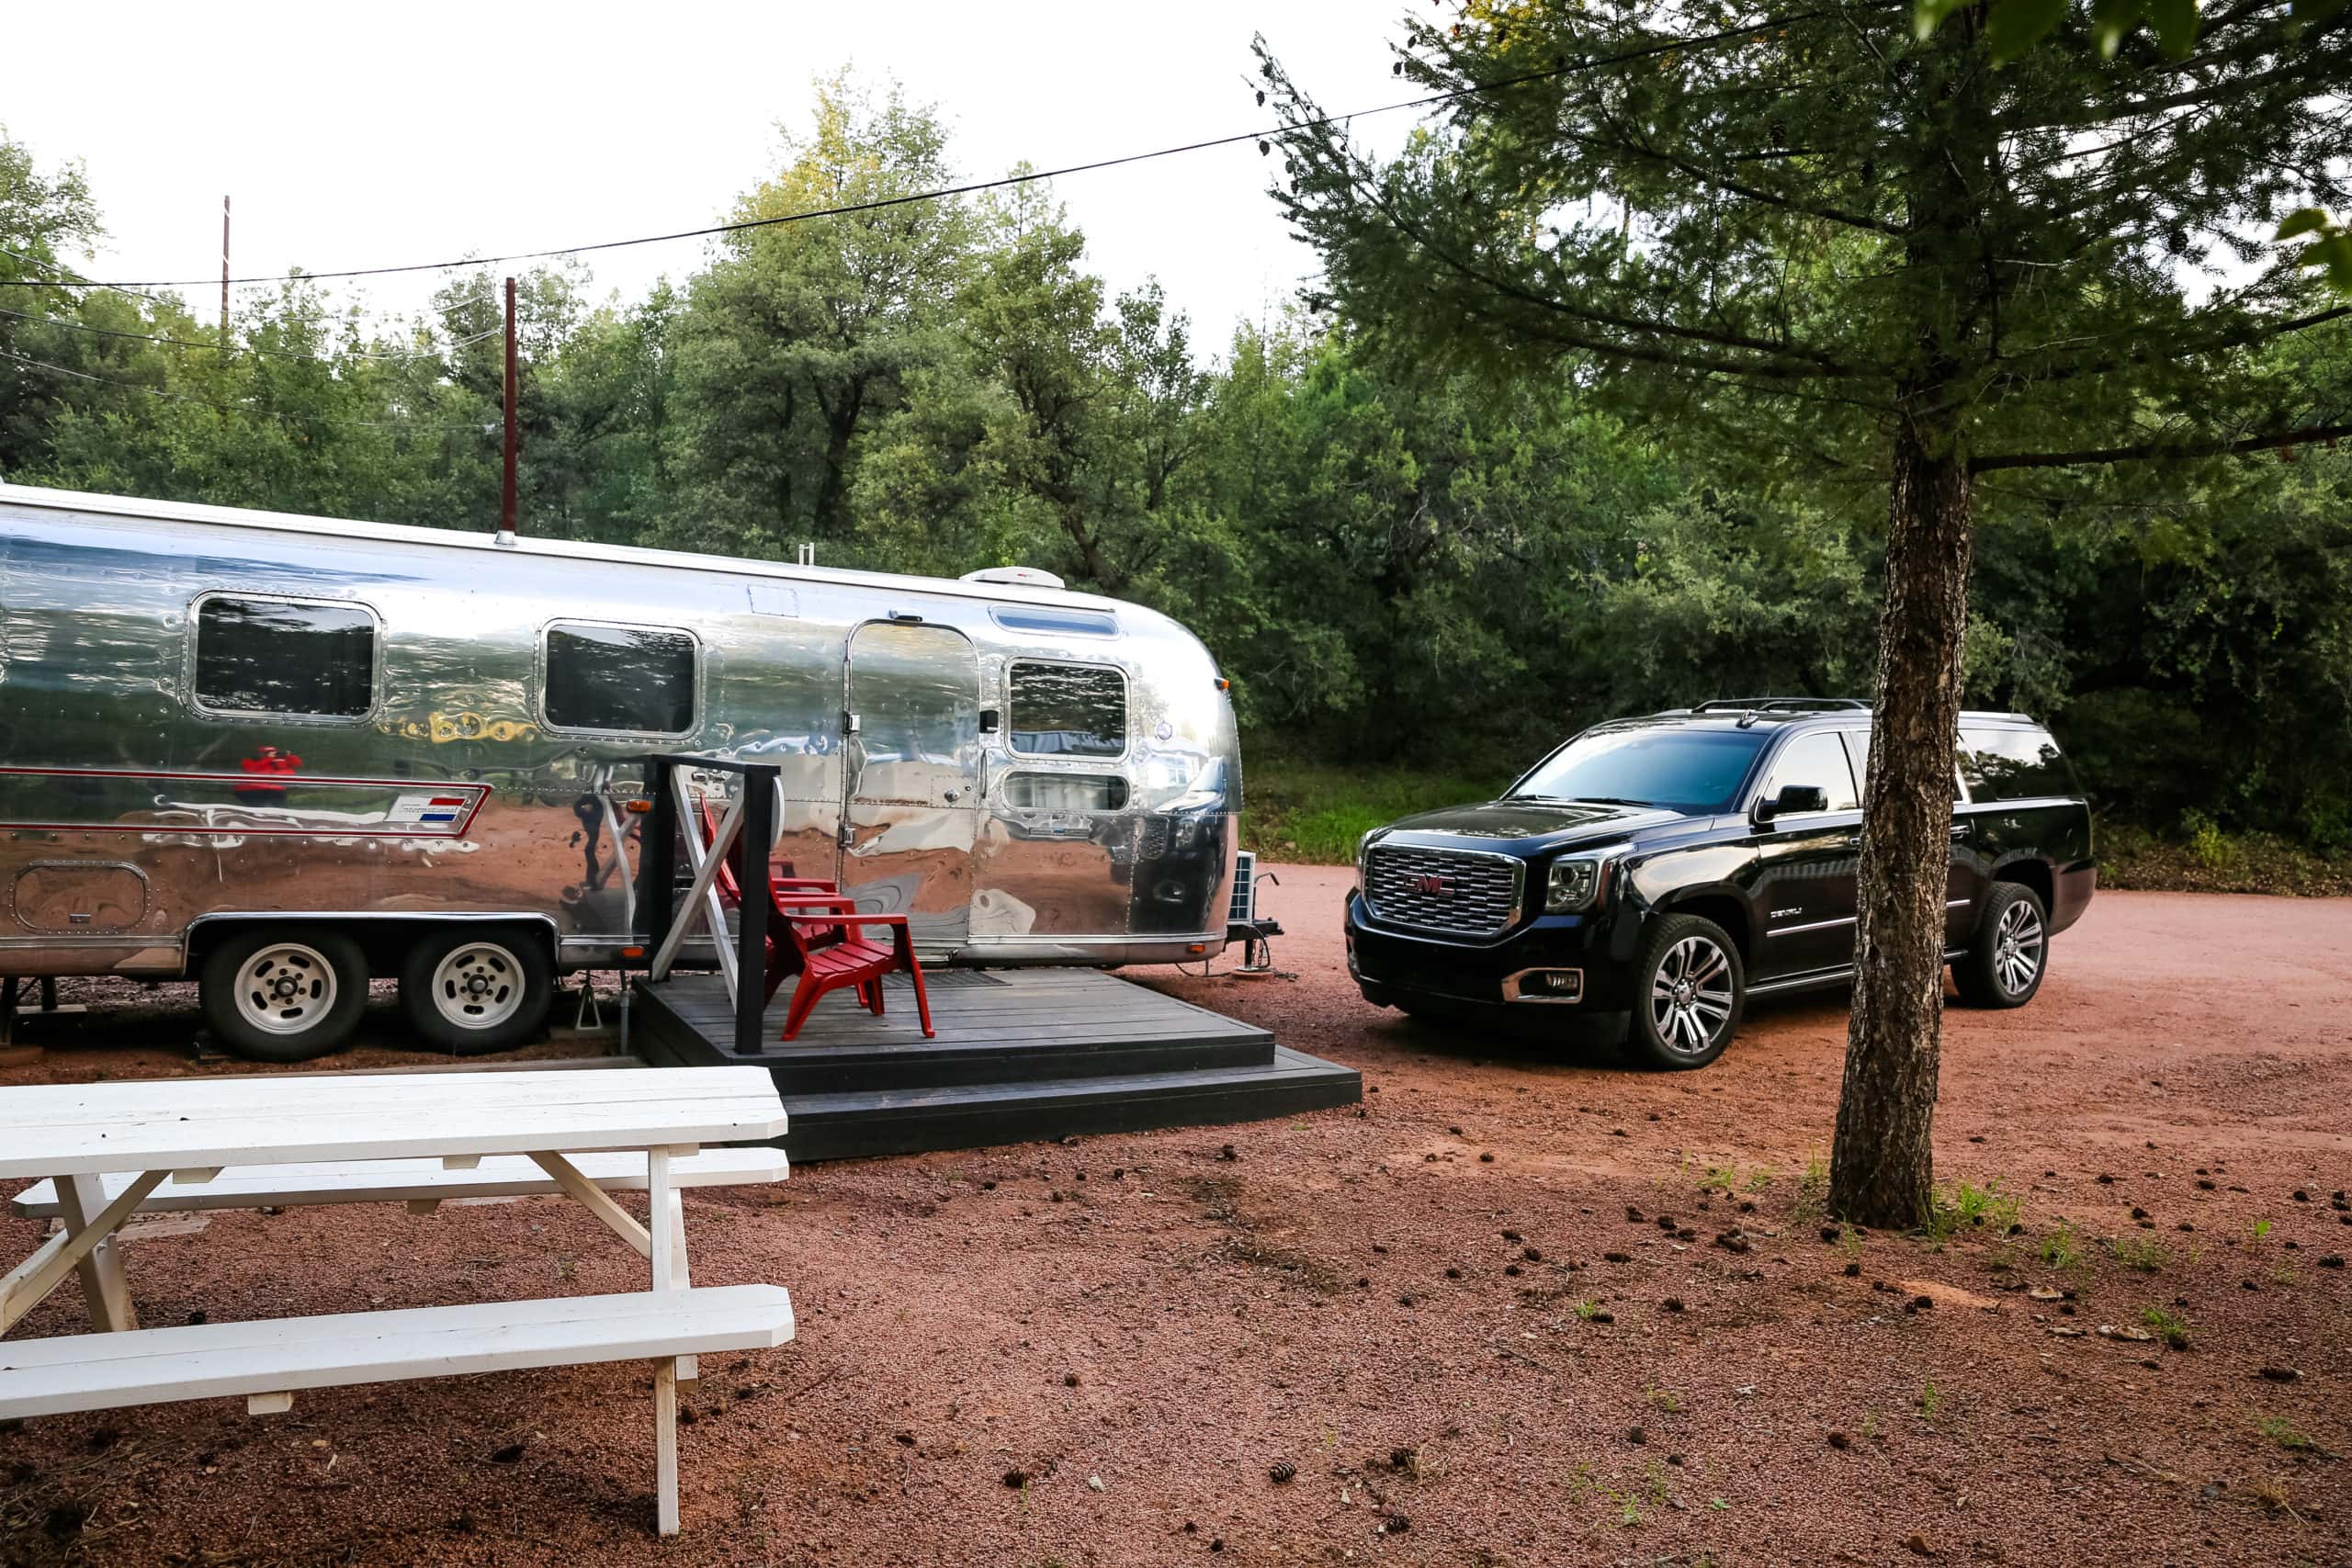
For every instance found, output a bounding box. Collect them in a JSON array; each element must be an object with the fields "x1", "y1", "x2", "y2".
[{"x1": 1376, "y1": 797, "x2": 1685, "y2": 851}]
